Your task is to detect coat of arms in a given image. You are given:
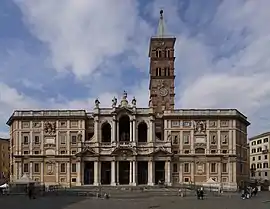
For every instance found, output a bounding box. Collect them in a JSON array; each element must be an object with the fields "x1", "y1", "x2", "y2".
[{"x1": 44, "y1": 122, "x2": 56, "y2": 135}]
